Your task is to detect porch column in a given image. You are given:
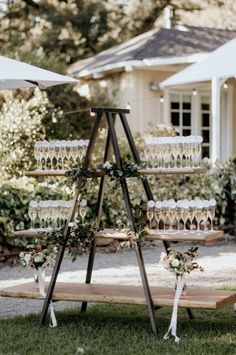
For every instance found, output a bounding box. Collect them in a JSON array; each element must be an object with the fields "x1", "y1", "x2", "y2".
[
  {"x1": 211, "y1": 77, "x2": 221, "y2": 164},
  {"x1": 163, "y1": 88, "x2": 170, "y2": 124}
]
